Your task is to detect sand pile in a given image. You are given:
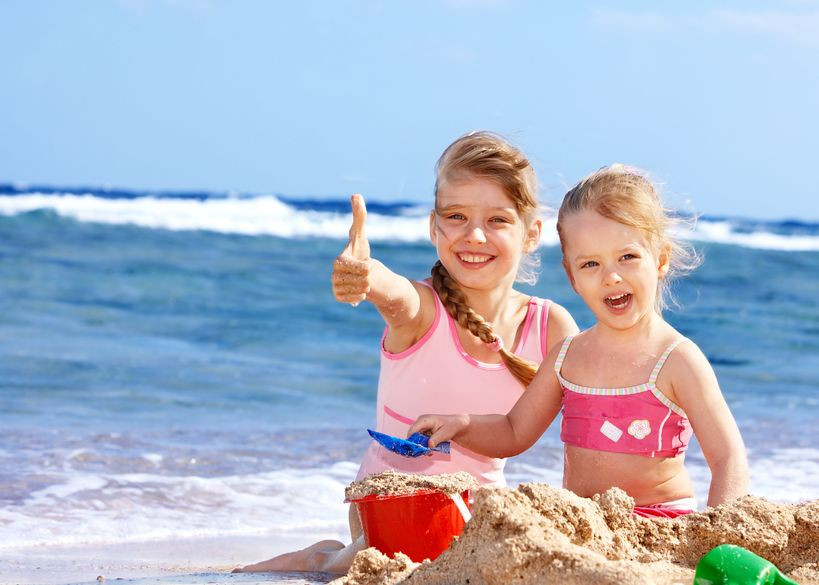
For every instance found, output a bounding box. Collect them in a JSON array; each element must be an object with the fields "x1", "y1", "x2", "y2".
[
  {"x1": 333, "y1": 482, "x2": 819, "y2": 585},
  {"x1": 344, "y1": 470, "x2": 477, "y2": 501}
]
